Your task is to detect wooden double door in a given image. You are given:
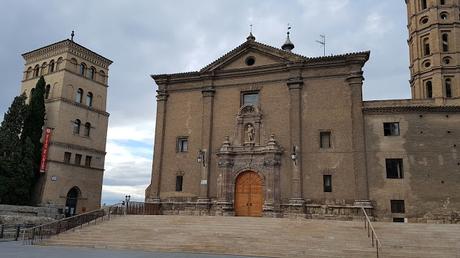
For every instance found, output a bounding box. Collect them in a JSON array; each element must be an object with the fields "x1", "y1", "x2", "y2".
[{"x1": 235, "y1": 171, "x2": 264, "y2": 217}]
